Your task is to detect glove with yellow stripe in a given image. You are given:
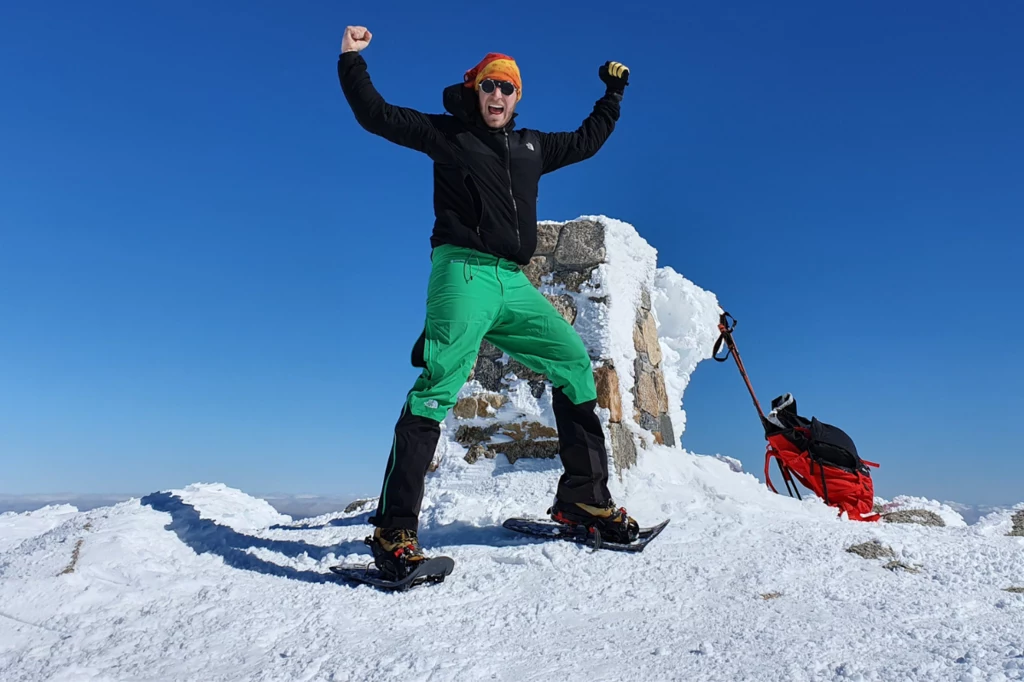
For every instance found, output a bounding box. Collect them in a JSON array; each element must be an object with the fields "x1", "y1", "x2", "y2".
[{"x1": 599, "y1": 61, "x2": 630, "y2": 95}]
